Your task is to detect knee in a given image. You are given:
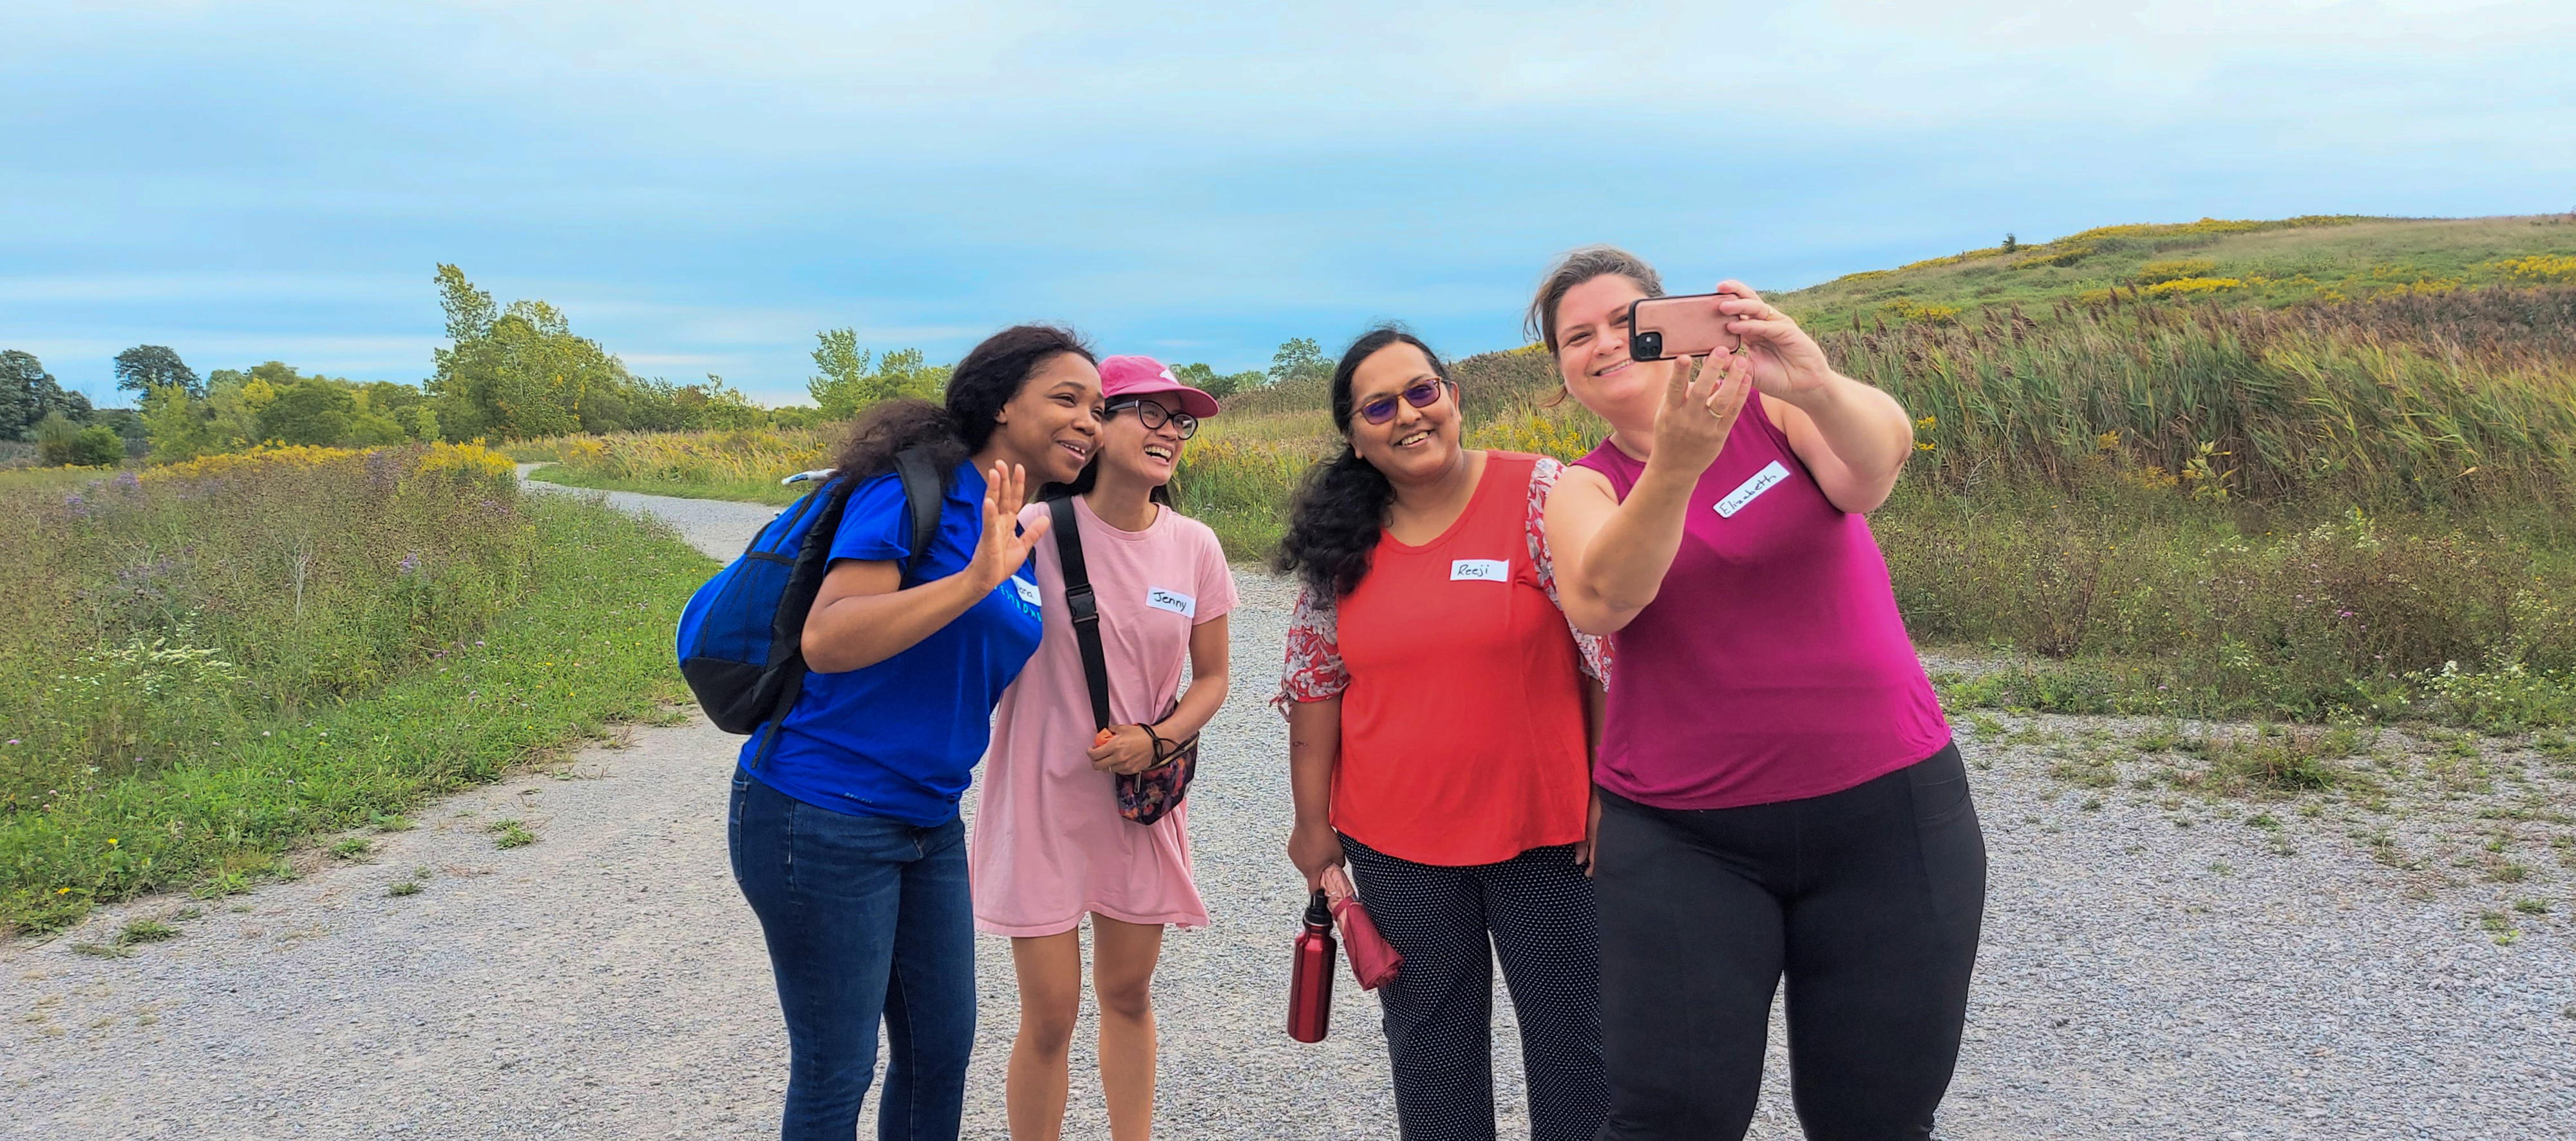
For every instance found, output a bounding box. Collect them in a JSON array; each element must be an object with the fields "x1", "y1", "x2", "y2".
[
  {"x1": 1094, "y1": 977, "x2": 1153, "y2": 1022},
  {"x1": 786, "y1": 1037, "x2": 879, "y2": 1111},
  {"x1": 1016, "y1": 999, "x2": 1079, "y2": 1053}
]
